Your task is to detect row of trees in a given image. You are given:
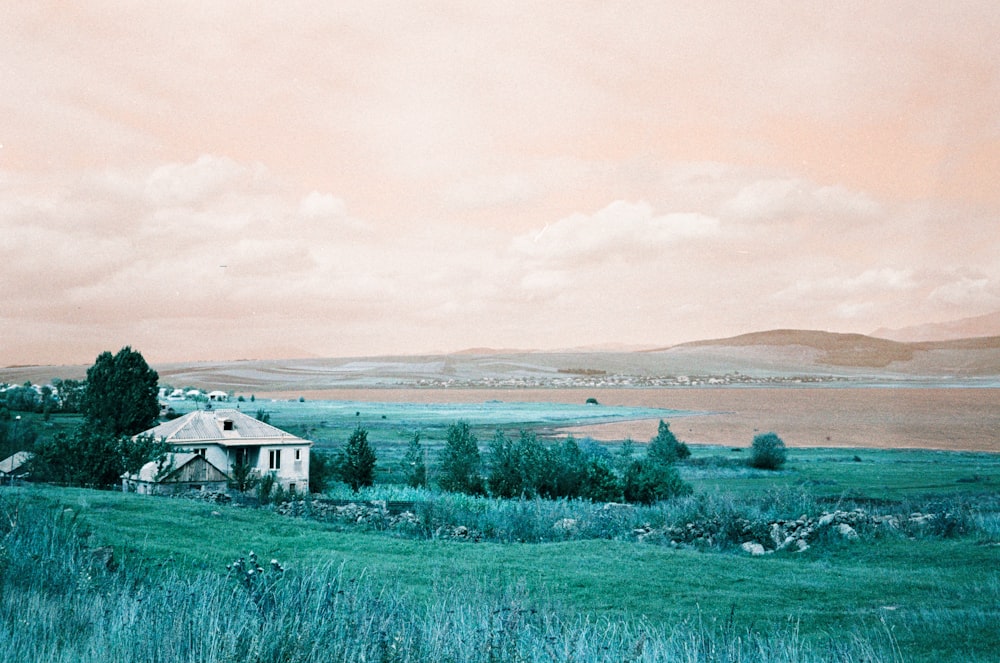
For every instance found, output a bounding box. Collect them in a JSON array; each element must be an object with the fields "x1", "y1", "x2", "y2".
[
  {"x1": 29, "y1": 347, "x2": 165, "y2": 489},
  {"x1": 0, "y1": 378, "x2": 86, "y2": 418},
  {"x1": 329, "y1": 419, "x2": 696, "y2": 505}
]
